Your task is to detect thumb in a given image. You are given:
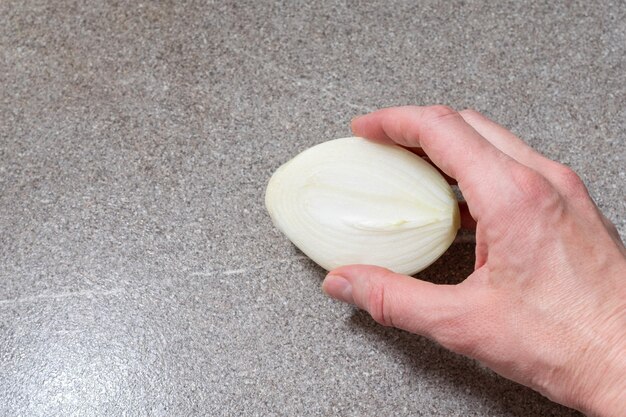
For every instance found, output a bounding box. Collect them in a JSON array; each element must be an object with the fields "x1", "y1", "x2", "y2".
[{"x1": 322, "y1": 265, "x2": 474, "y2": 343}]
